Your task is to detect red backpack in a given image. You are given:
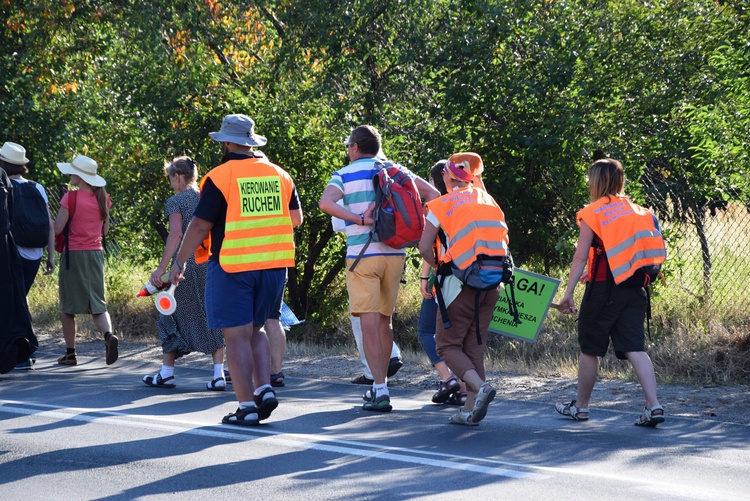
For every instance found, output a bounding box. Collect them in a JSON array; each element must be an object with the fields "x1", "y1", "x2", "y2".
[{"x1": 349, "y1": 161, "x2": 425, "y2": 271}]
